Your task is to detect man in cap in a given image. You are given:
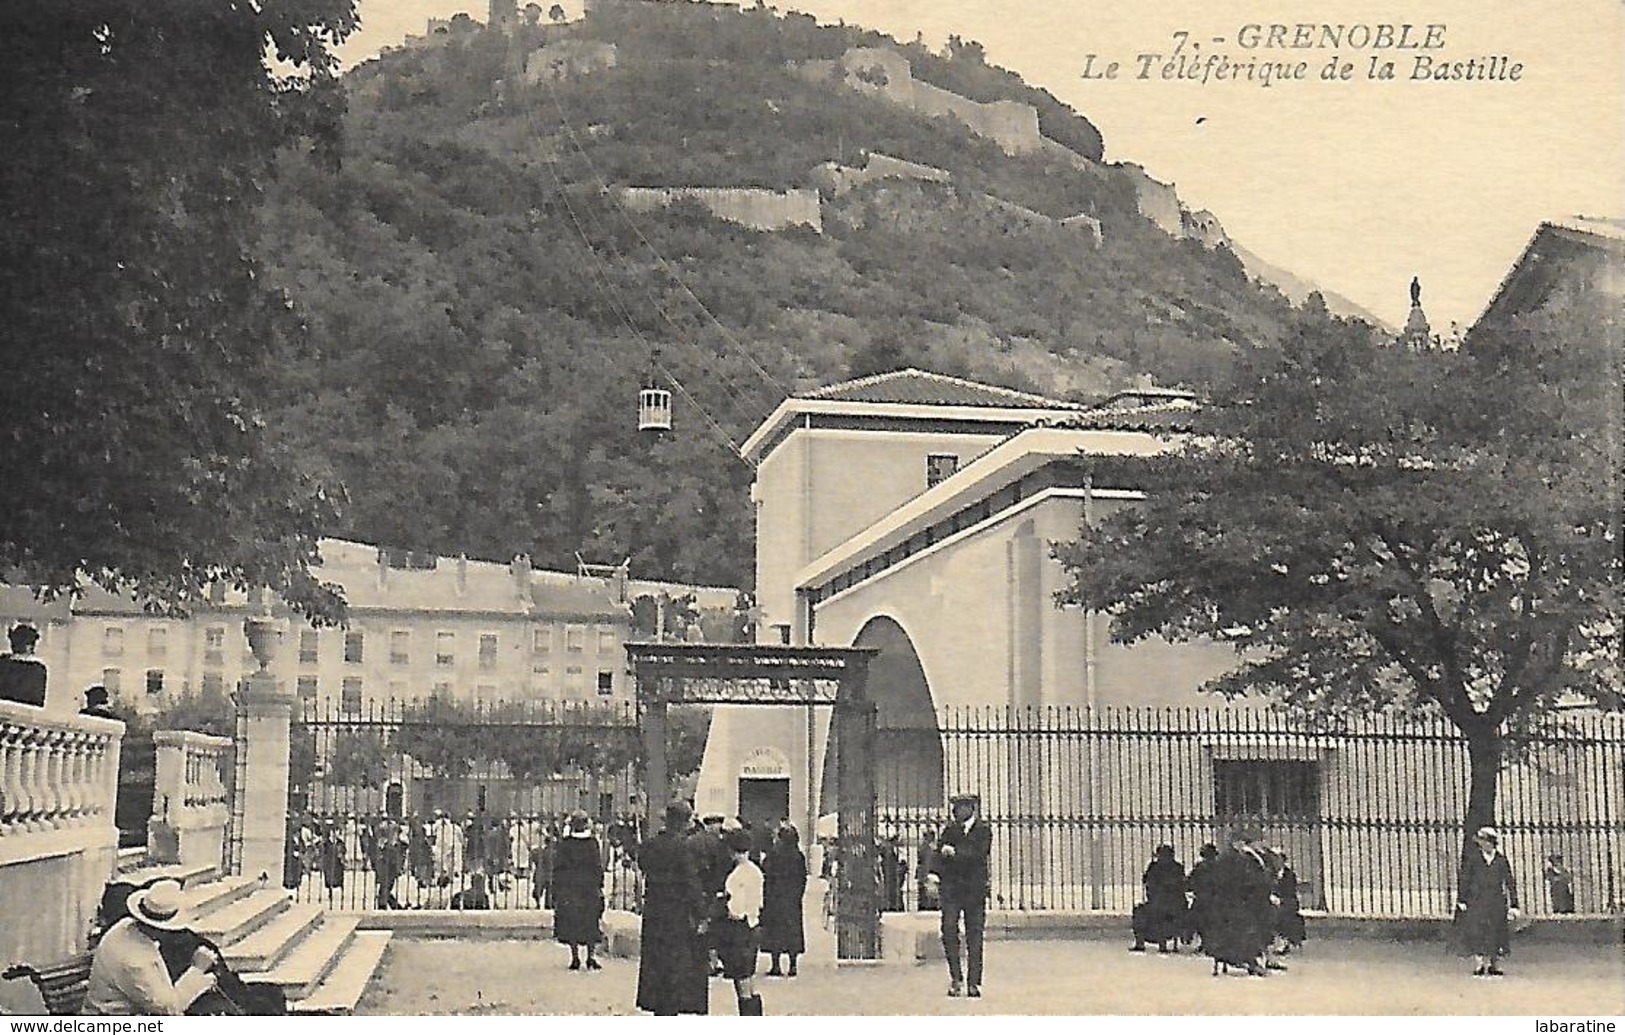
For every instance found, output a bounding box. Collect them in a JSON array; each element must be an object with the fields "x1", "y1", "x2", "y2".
[
  {"x1": 85, "y1": 880, "x2": 218, "y2": 1015},
  {"x1": 0, "y1": 623, "x2": 47, "y2": 707},
  {"x1": 926, "y1": 792, "x2": 992, "y2": 997}
]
